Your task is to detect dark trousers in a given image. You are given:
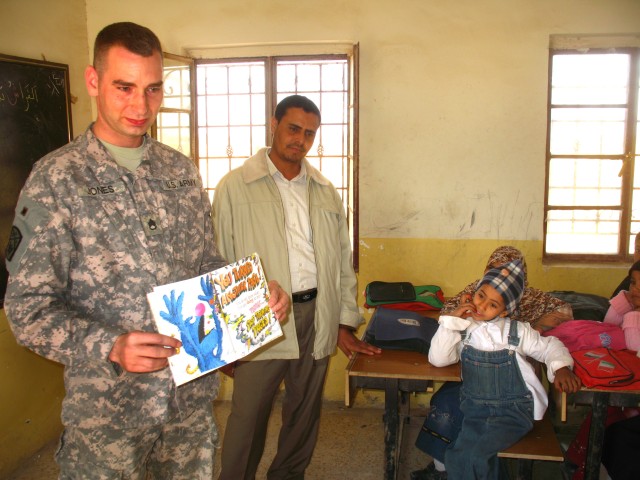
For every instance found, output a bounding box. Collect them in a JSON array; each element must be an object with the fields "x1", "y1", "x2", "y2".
[
  {"x1": 602, "y1": 415, "x2": 640, "y2": 480},
  {"x1": 218, "y1": 299, "x2": 329, "y2": 480}
]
